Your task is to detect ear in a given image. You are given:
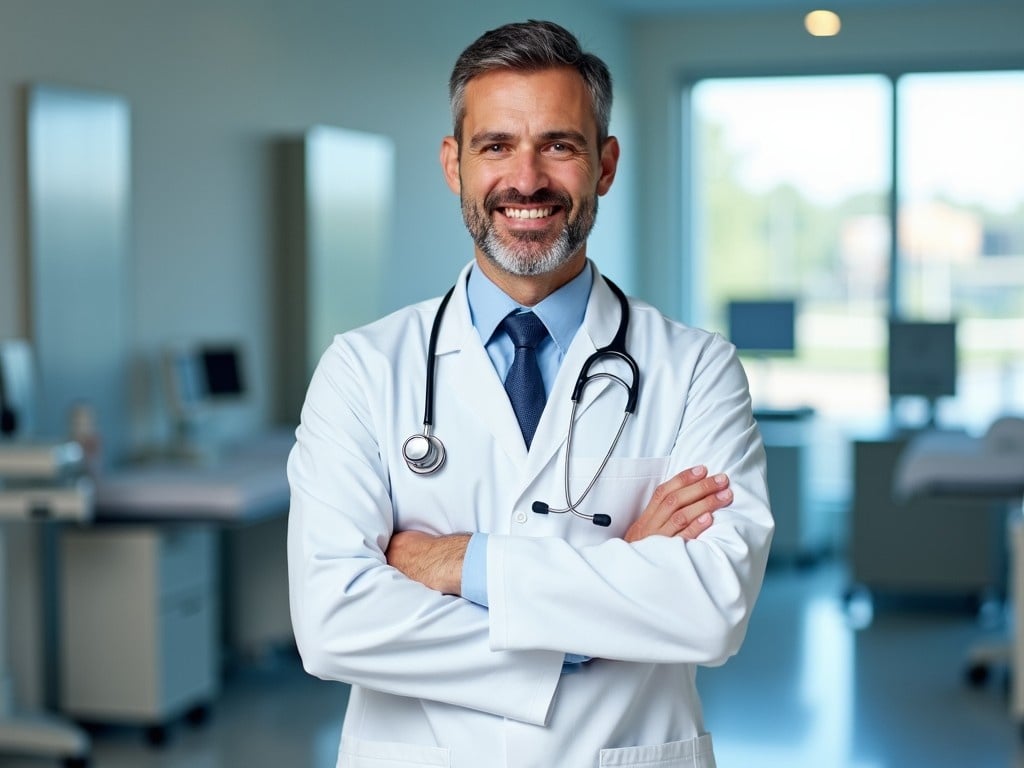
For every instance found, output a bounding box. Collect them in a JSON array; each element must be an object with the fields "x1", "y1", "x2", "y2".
[
  {"x1": 596, "y1": 136, "x2": 620, "y2": 197},
  {"x1": 440, "y1": 136, "x2": 461, "y2": 195}
]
